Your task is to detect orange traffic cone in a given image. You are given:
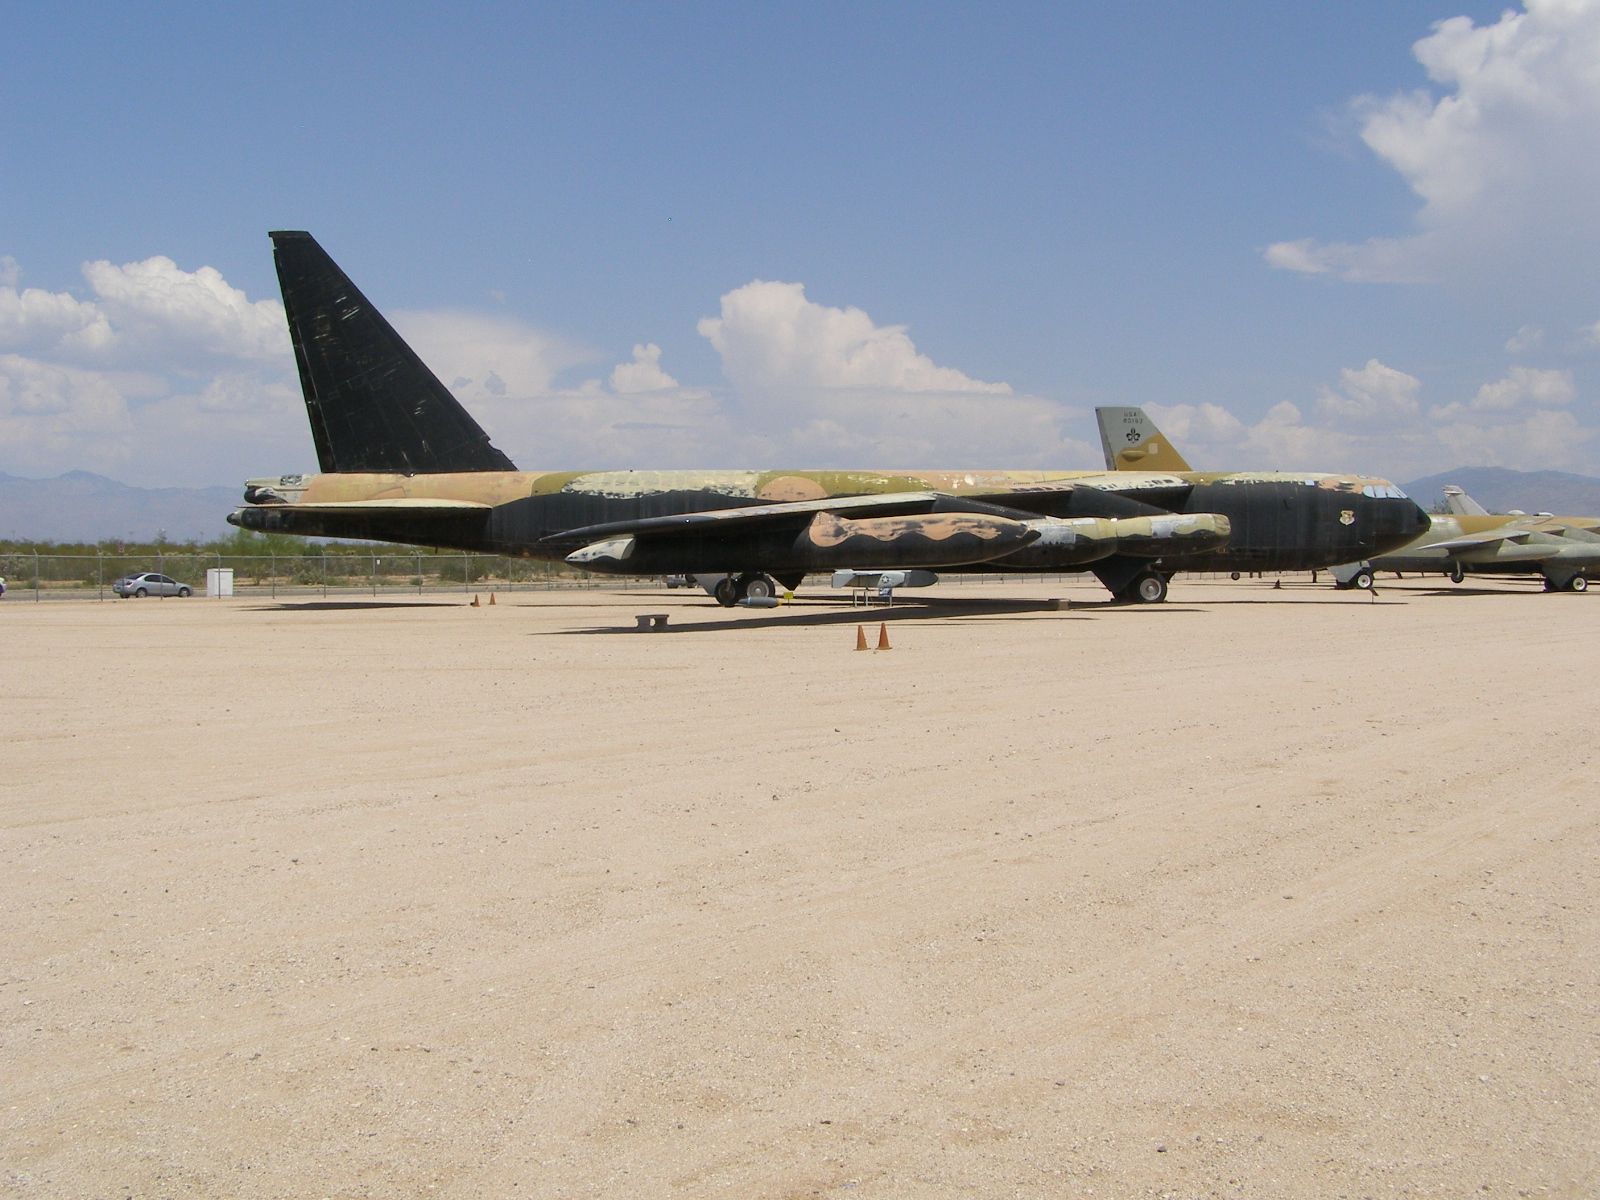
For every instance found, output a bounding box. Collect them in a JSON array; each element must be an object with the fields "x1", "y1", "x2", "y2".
[
  {"x1": 489, "y1": 592, "x2": 496, "y2": 605},
  {"x1": 855, "y1": 625, "x2": 868, "y2": 651},
  {"x1": 471, "y1": 594, "x2": 480, "y2": 607},
  {"x1": 876, "y1": 622, "x2": 892, "y2": 651}
]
